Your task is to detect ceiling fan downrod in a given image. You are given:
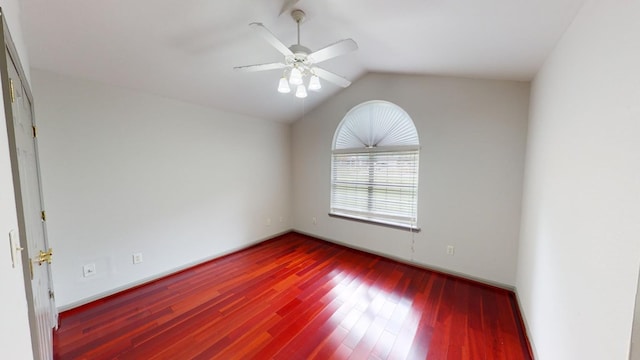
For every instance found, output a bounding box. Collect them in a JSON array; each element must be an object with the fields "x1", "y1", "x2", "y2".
[{"x1": 291, "y1": 9, "x2": 305, "y2": 46}]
